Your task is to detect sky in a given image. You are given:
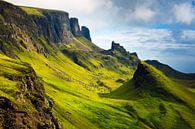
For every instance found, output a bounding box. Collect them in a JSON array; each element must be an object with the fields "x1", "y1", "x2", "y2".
[{"x1": 4, "y1": 0, "x2": 195, "y2": 73}]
